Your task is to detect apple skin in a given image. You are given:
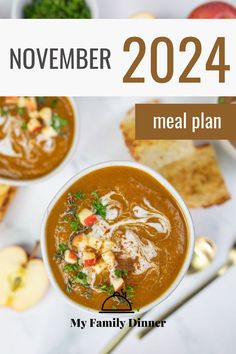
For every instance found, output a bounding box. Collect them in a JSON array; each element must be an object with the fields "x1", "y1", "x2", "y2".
[{"x1": 189, "y1": 1, "x2": 236, "y2": 19}]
